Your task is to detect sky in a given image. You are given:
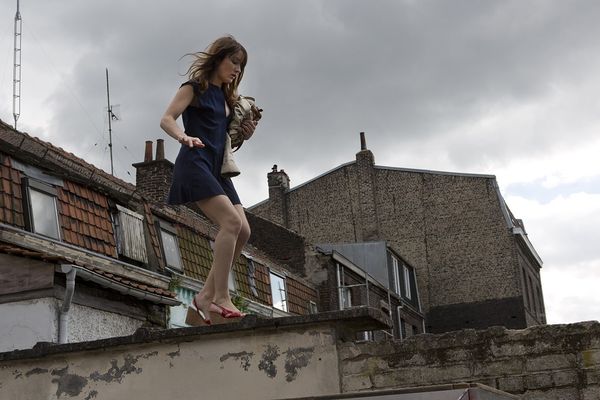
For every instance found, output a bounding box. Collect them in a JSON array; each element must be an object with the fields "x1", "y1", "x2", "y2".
[{"x1": 0, "y1": 0, "x2": 598, "y2": 325}]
